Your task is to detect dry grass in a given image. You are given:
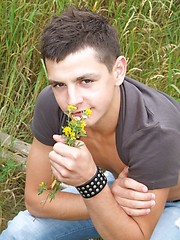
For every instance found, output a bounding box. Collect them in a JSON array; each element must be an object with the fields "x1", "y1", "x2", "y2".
[
  {"x1": 0, "y1": 159, "x2": 26, "y2": 231},
  {"x1": 0, "y1": 0, "x2": 179, "y2": 238}
]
